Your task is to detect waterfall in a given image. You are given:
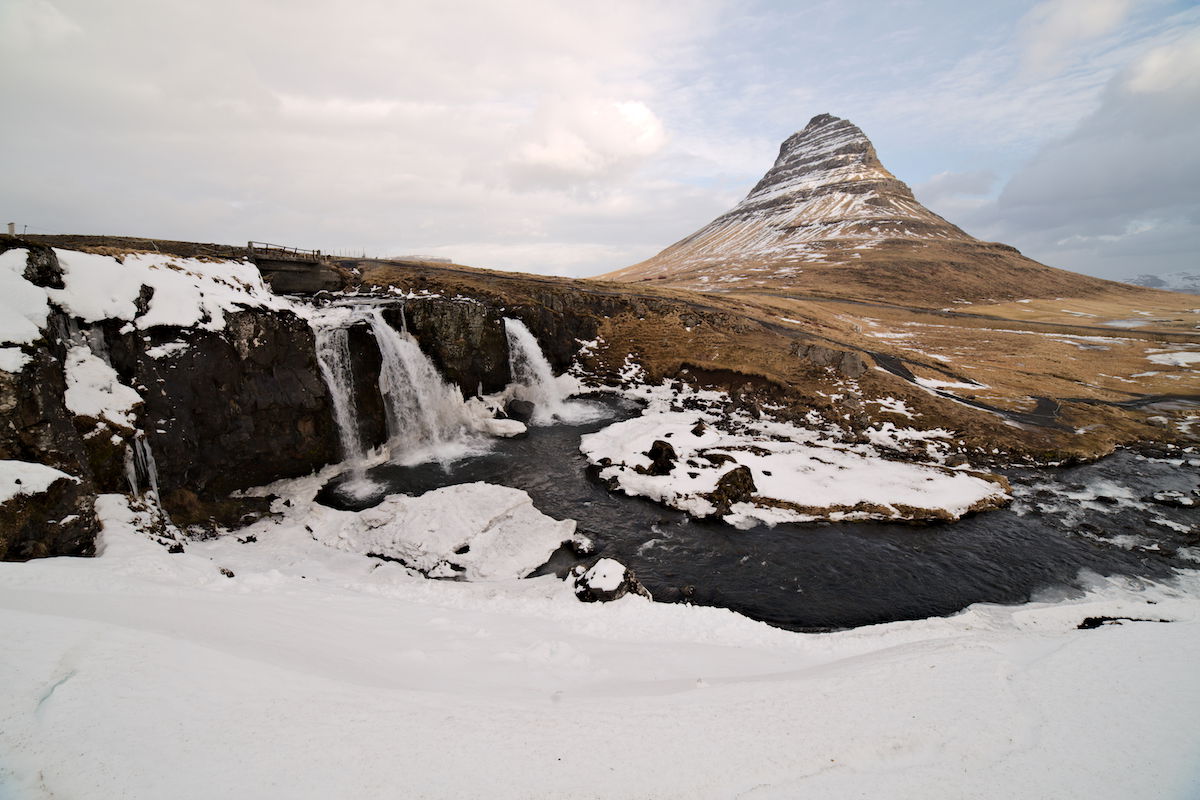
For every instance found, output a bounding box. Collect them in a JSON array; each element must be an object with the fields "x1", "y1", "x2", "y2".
[
  {"x1": 310, "y1": 304, "x2": 479, "y2": 472},
  {"x1": 365, "y1": 308, "x2": 474, "y2": 456},
  {"x1": 504, "y1": 318, "x2": 567, "y2": 424},
  {"x1": 314, "y1": 325, "x2": 367, "y2": 470}
]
